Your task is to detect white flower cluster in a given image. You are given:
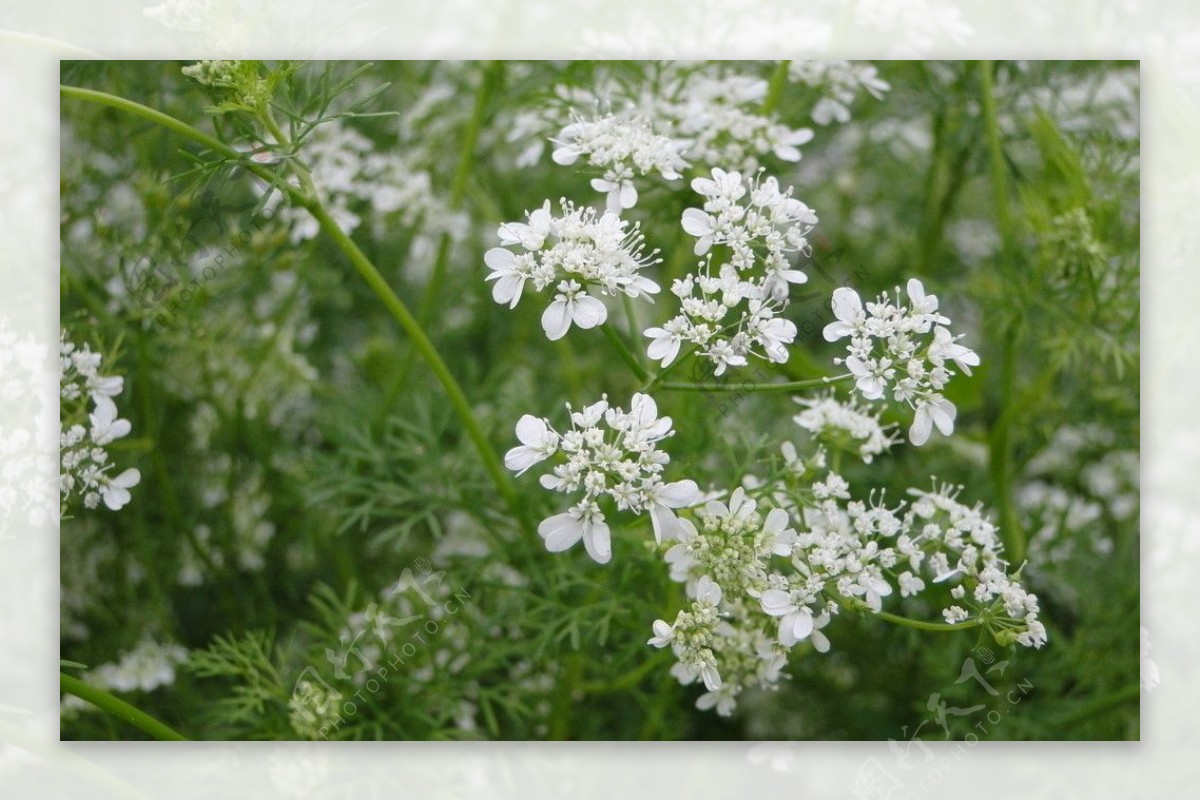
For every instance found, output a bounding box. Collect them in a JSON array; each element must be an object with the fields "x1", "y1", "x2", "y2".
[
  {"x1": 289, "y1": 677, "x2": 344, "y2": 740},
  {"x1": 60, "y1": 332, "x2": 141, "y2": 514},
  {"x1": 1019, "y1": 426, "x2": 1137, "y2": 569},
  {"x1": 485, "y1": 200, "x2": 661, "y2": 340},
  {"x1": 91, "y1": 639, "x2": 189, "y2": 693},
  {"x1": 792, "y1": 392, "x2": 898, "y2": 464},
  {"x1": 906, "y1": 483, "x2": 1046, "y2": 648},
  {"x1": 526, "y1": 63, "x2": 817, "y2": 185},
  {"x1": 651, "y1": 67, "x2": 814, "y2": 174},
  {"x1": 650, "y1": 489, "x2": 797, "y2": 715},
  {"x1": 178, "y1": 459, "x2": 276, "y2": 586},
  {"x1": 551, "y1": 113, "x2": 690, "y2": 213},
  {"x1": 647, "y1": 471, "x2": 1046, "y2": 716},
  {"x1": 180, "y1": 59, "x2": 238, "y2": 88},
  {"x1": 645, "y1": 168, "x2": 817, "y2": 375},
  {"x1": 504, "y1": 393, "x2": 699, "y2": 564},
  {"x1": 788, "y1": 61, "x2": 892, "y2": 126},
  {"x1": 822, "y1": 279, "x2": 979, "y2": 446},
  {"x1": 63, "y1": 638, "x2": 189, "y2": 716},
  {"x1": 278, "y1": 120, "x2": 465, "y2": 245}
]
